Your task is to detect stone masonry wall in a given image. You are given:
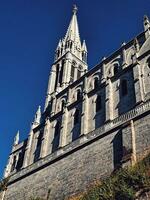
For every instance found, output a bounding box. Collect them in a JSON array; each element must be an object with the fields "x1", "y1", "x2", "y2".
[{"x1": 3, "y1": 105, "x2": 150, "y2": 200}]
